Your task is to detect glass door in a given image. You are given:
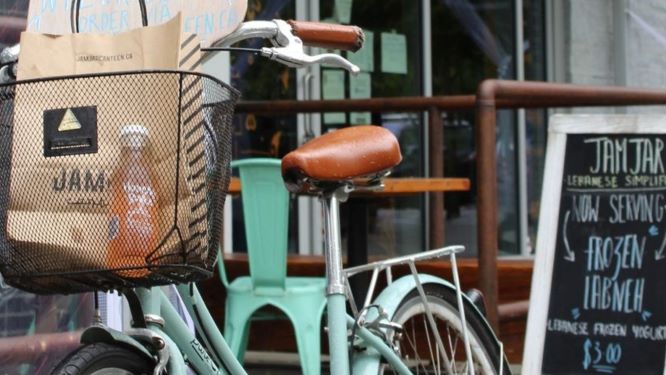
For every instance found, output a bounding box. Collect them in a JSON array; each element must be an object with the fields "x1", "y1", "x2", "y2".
[
  {"x1": 230, "y1": 0, "x2": 427, "y2": 258},
  {"x1": 229, "y1": 0, "x2": 303, "y2": 254},
  {"x1": 229, "y1": 0, "x2": 324, "y2": 255},
  {"x1": 319, "y1": 0, "x2": 426, "y2": 258}
]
